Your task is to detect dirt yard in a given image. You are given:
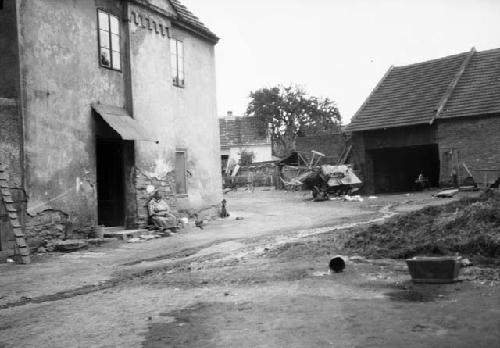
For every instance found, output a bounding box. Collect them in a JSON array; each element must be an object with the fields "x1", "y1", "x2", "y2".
[{"x1": 0, "y1": 189, "x2": 498, "y2": 347}]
